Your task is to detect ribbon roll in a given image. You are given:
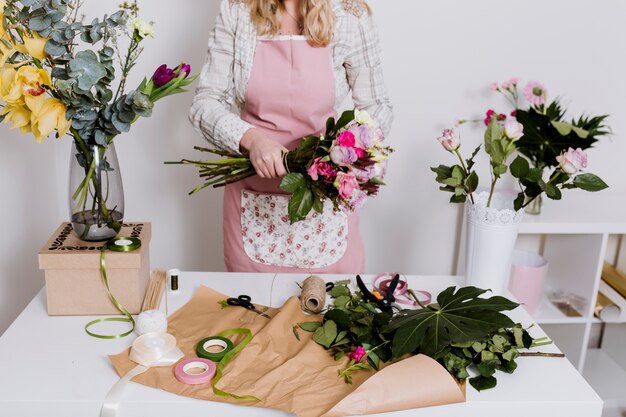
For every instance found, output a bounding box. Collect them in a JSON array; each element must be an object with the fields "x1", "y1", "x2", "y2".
[
  {"x1": 373, "y1": 273, "x2": 432, "y2": 307},
  {"x1": 175, "y1": 358, "x2": 217, "y2": 385},
  {"x1": 85, "y1": 237, "x2": 142, "y2": 339},
  {"x1": 196, "y1": 336, "x2": 234, "y2": 362},
  {"x1": 100, "y1": 332, "x2": 184, "y2": 417},
  {"x1": 300, "y1": 275, "x2": 326, "y2": 313},
  {"x1": 136, "y1": 310, "x2": 168, "y2": 335}
]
